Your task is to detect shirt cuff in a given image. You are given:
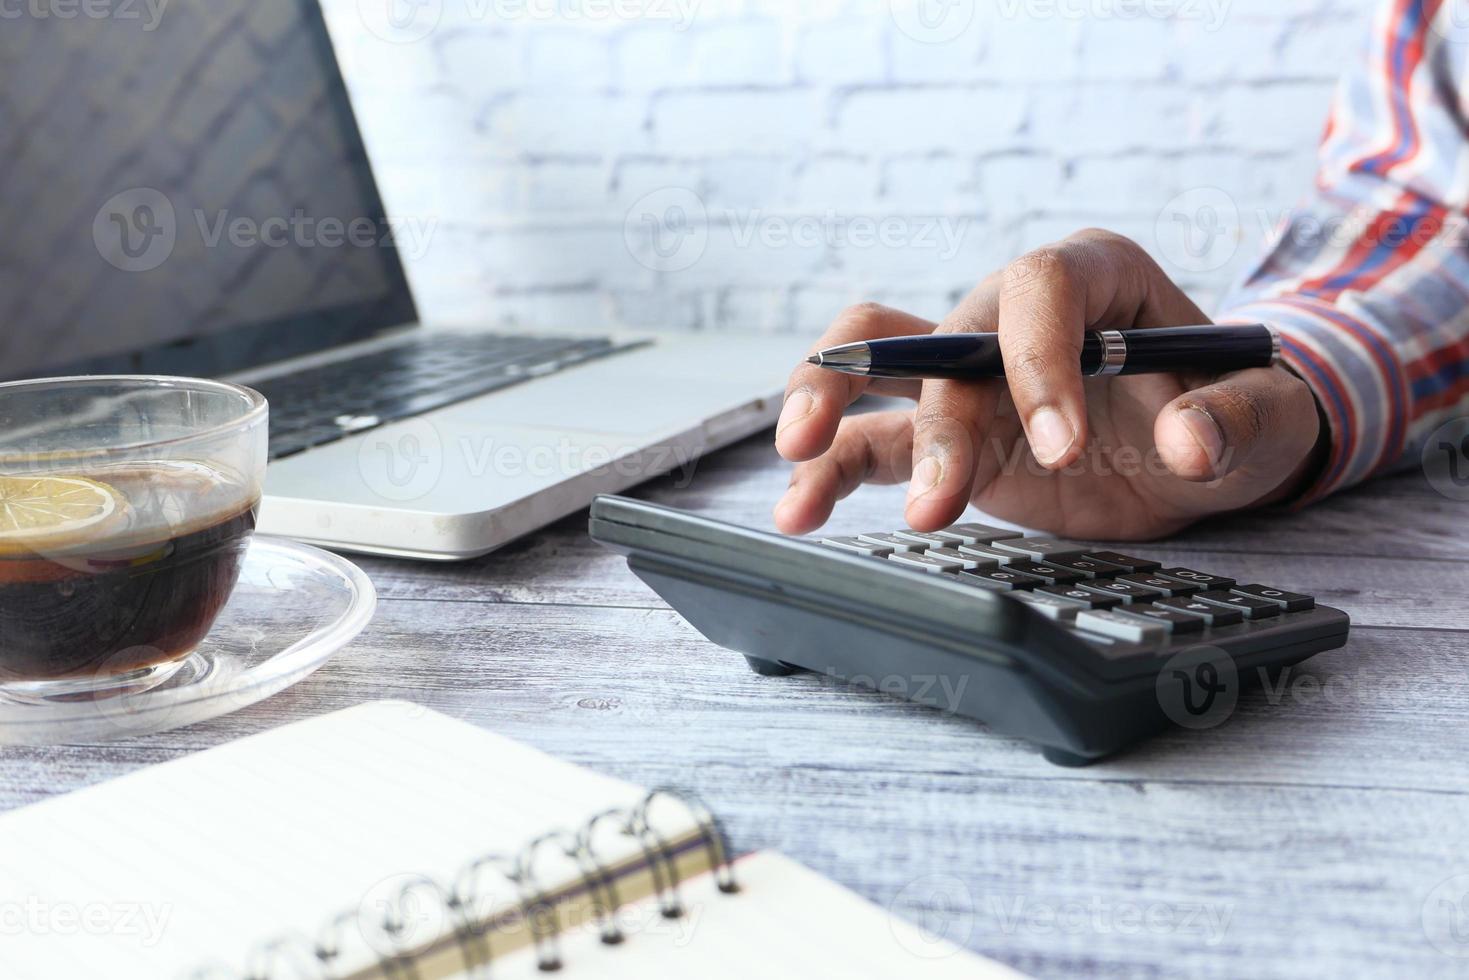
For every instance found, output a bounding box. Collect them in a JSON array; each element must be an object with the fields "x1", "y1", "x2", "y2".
[{"x1": 1217, "y1": 298, "x2": 1405, "y2": 506}]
